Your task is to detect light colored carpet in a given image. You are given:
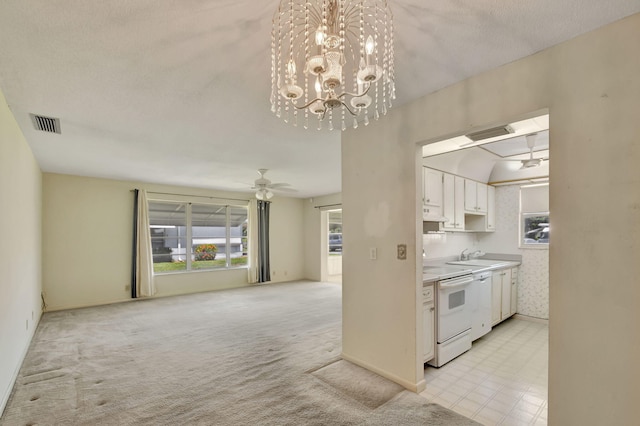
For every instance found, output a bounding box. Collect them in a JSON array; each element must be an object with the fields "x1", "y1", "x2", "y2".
[{"x1": 1, "y1": 280, "x2": 478, "y2": 425}]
